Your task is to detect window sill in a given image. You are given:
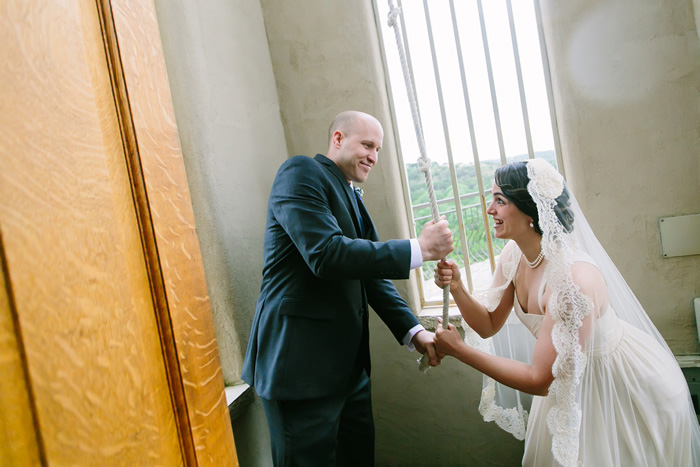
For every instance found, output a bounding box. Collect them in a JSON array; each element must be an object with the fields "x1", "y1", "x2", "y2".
[
  {"x1": 225, "y1": 383, "x2": 254, "y2": 421},
  {"x1": 677, "y1": 356, "x2": 700, "y2": 416},
  {"x1": 677, "y1": 355, "x2": 700, "y2": 368},
  {"x1": 417, "y1": 305, "x2": 463, "y2": 332}
]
